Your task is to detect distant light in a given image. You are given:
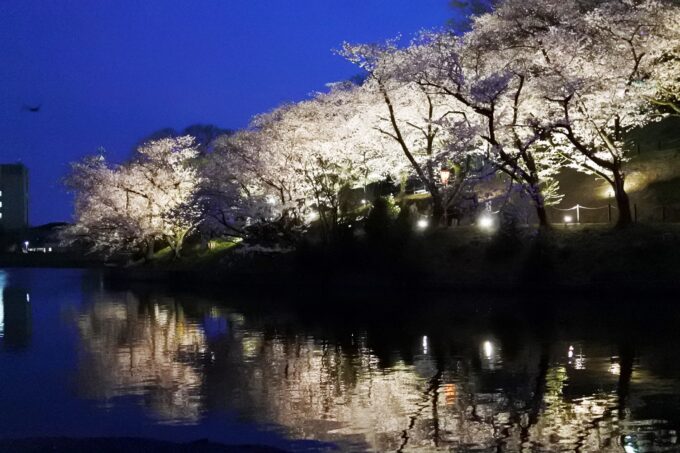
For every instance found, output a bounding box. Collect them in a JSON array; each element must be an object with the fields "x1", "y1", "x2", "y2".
[
  {"x1": 48, "y1": 247, "x2": 52, "y2": 252},
  {"x1": 609, "y1": 362, "x2": 621, "y2": 375},
  {"x1": 24, "y1": 241, "x2": 29, "y2": 247},
  {"x1": 483, "y1": 340, "x2": 493, "y2": 358},
  {"x1": 568, "y1": 345, "x2": 574, "y2": 358},
  {"x1": 564, "y1": 215, "x2": 573, "y2": 223},
  {"x1": 478, "y1": 215, "x2": 494, "y2": 230},
  {"x1": 361, "y1": 199, "x2": 367, "y2": 205},
  {"x1": 416, "y1": 218, "x2": 429, "y2": 230},
  {"x1": 26, "y1": 294, "x2": 30, "y2": 303},
  {"x1": 422, "y1": 335, "x2": 428, "y2": 354}
]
